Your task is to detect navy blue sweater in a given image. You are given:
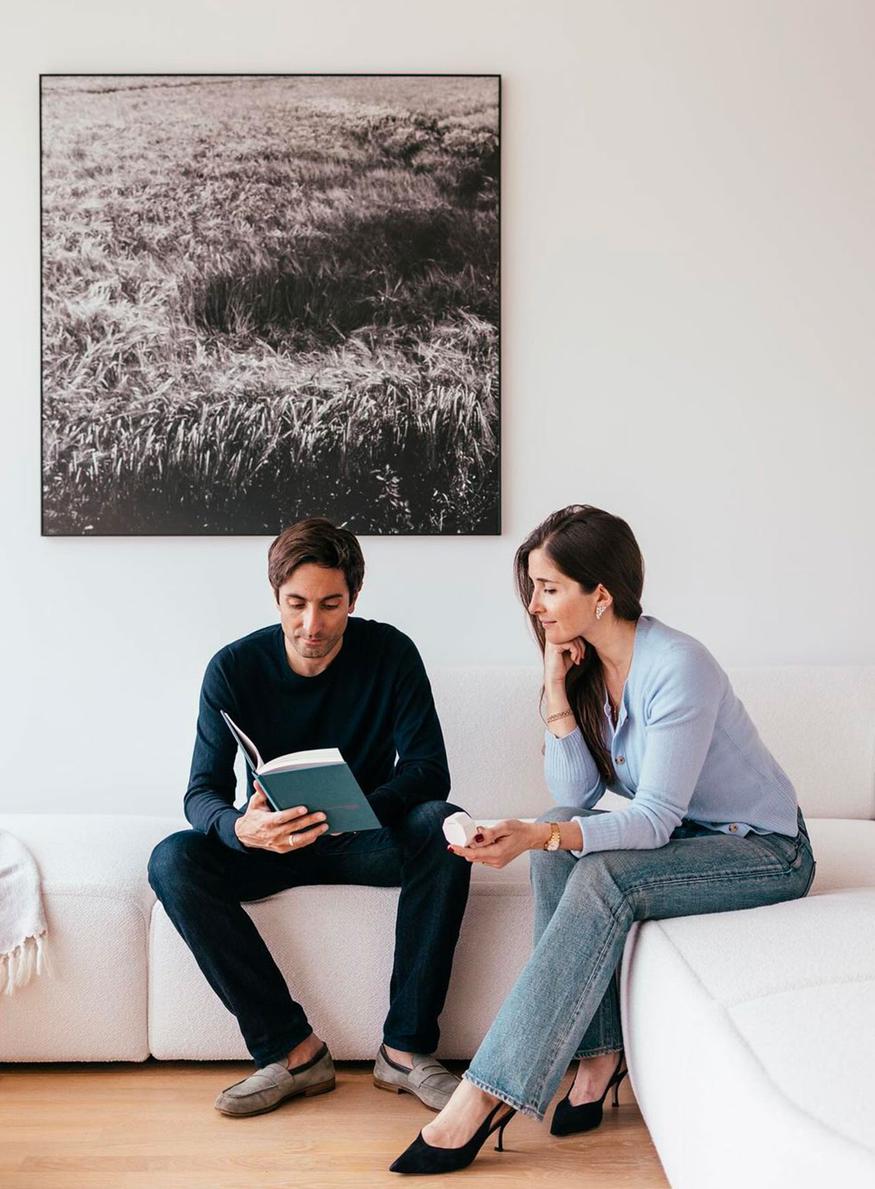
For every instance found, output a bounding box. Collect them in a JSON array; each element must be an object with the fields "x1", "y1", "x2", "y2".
[{"x1": 185, "y1": 618, "x2": 450, "y2": 850}]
